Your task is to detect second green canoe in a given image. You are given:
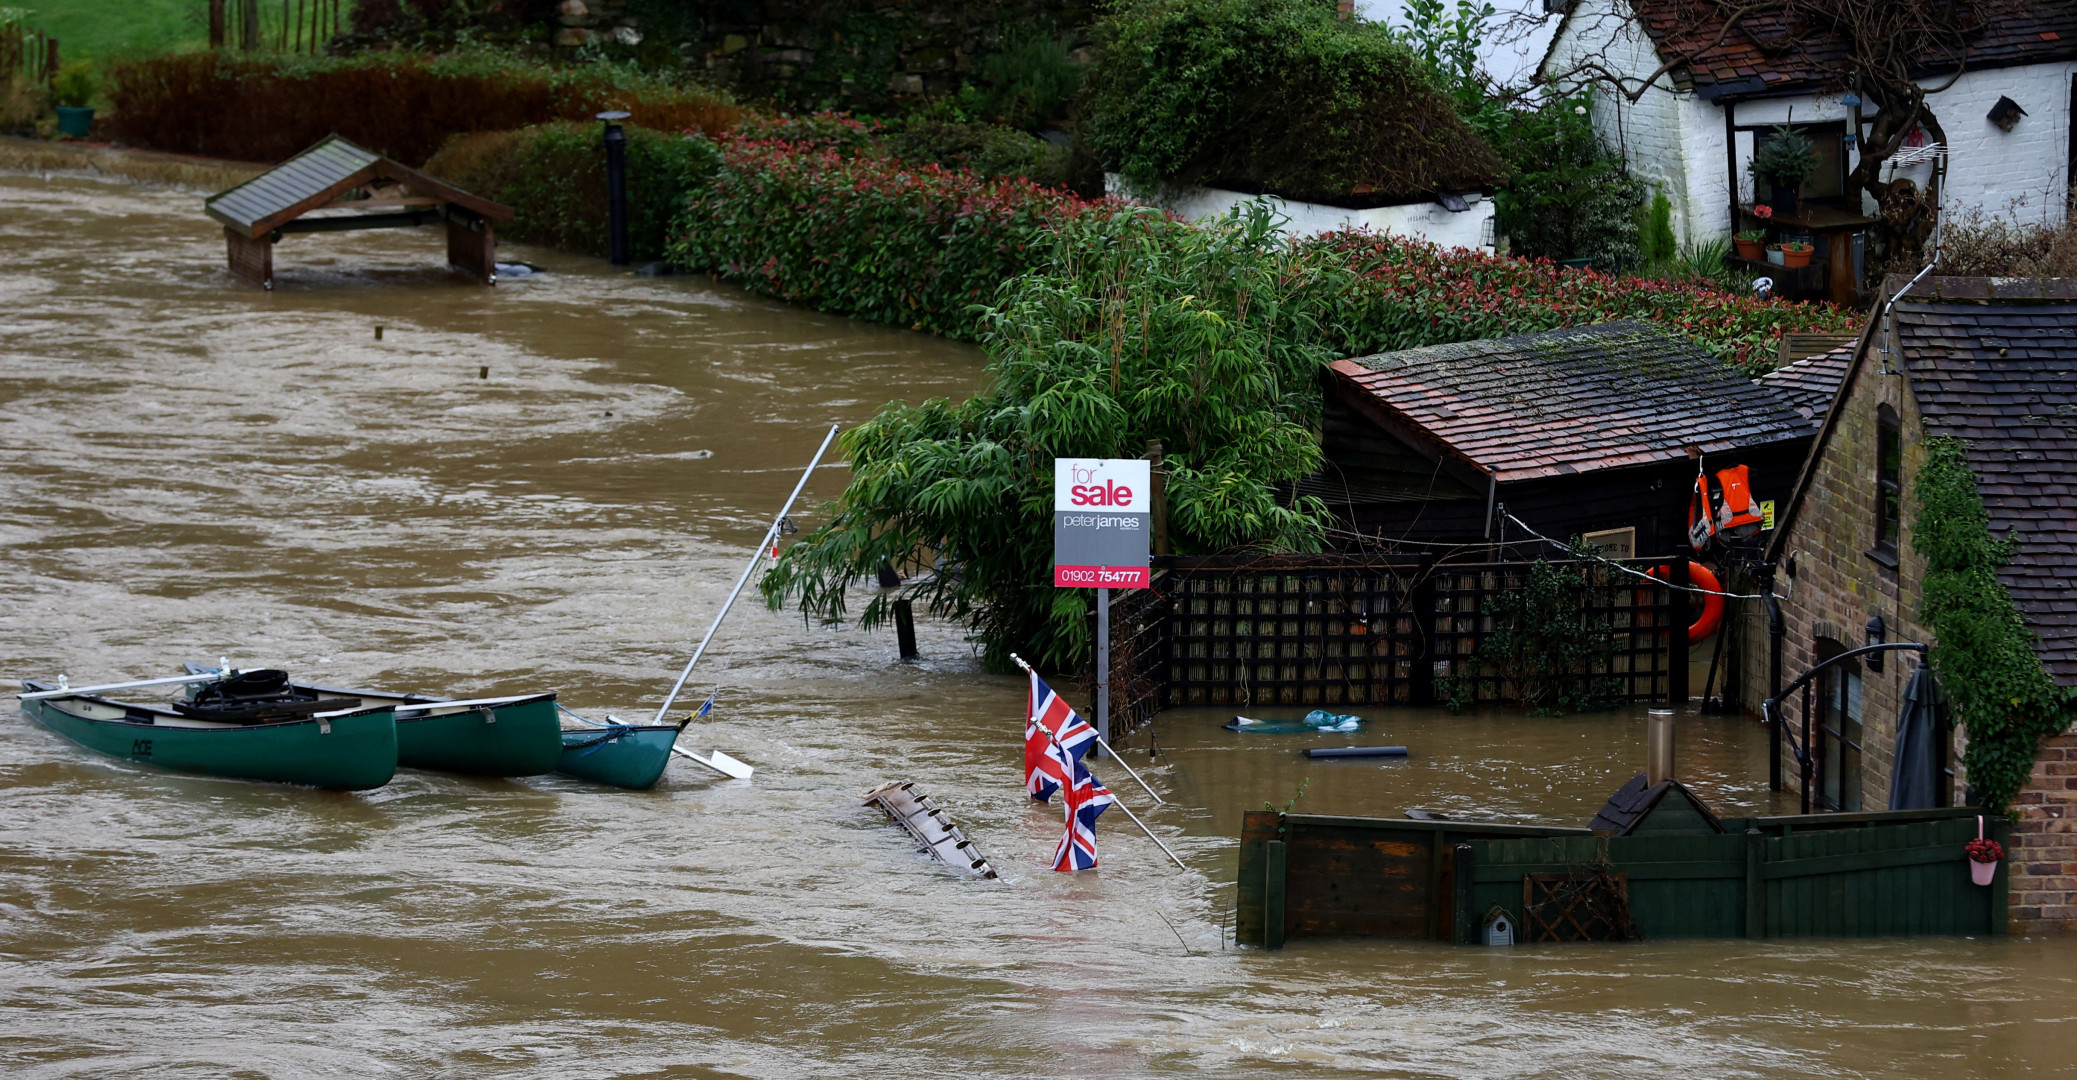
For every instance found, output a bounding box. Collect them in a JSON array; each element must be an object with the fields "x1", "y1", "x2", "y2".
[{"x1": 182, "y1": 664, "x2": 562, "y2": 777}]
